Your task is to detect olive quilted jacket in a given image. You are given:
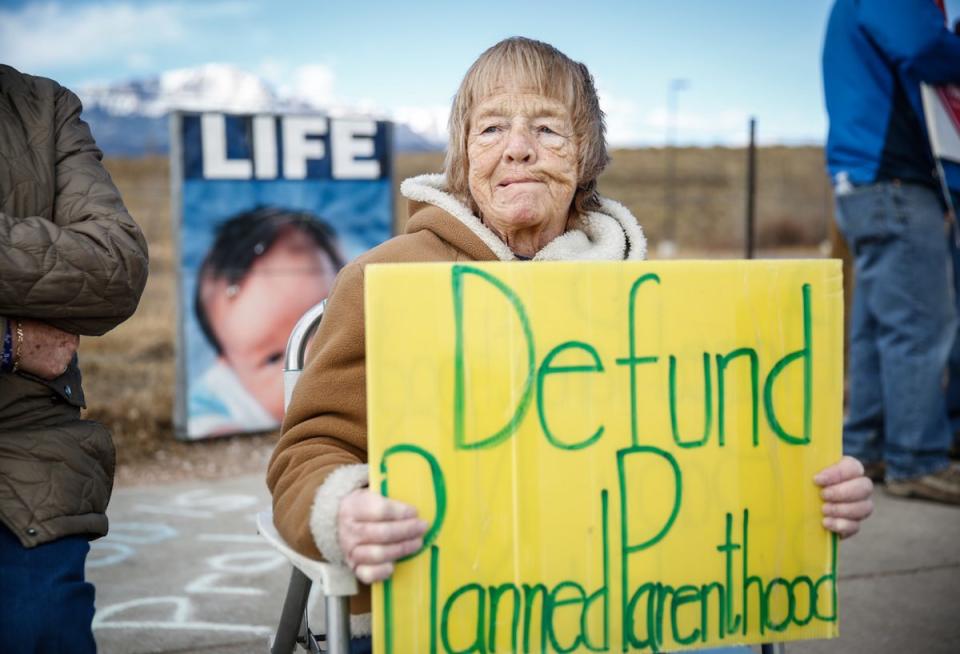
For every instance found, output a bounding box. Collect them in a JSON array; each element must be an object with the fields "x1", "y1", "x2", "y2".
[{"x1": 0, "y1": 65, "x2": 149, "y2": 547}]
